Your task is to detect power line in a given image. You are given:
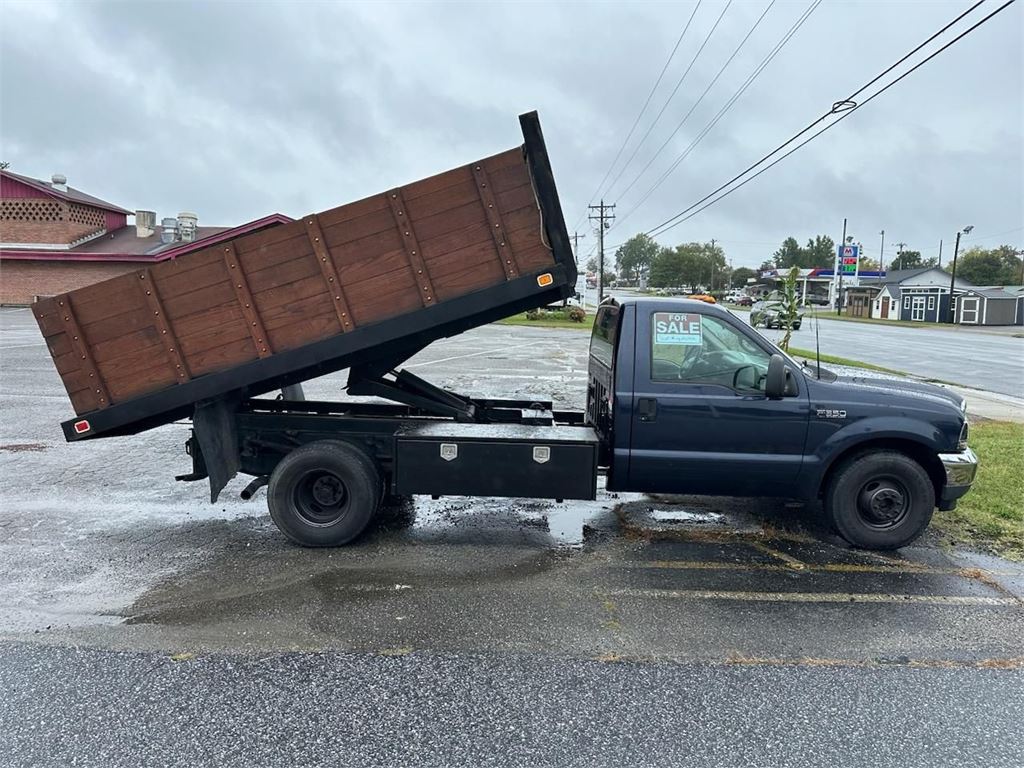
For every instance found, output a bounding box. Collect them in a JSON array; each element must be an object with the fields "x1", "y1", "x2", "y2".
[
  {"x1": 646, "y1": 0, "x2": 1003, "y2": 240},
  {"x1": 611, "y1": 0, "x2": 777, "y2": 203},
  {"x1": 612, "y1": 0, "x2": 821, "y2": 230},
  {"x1": 570, "y1": 2, "x2": 703, "y2": 233},
  {"x1": 600, "y1": 0, "x2": 734, "y2": 201}
]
